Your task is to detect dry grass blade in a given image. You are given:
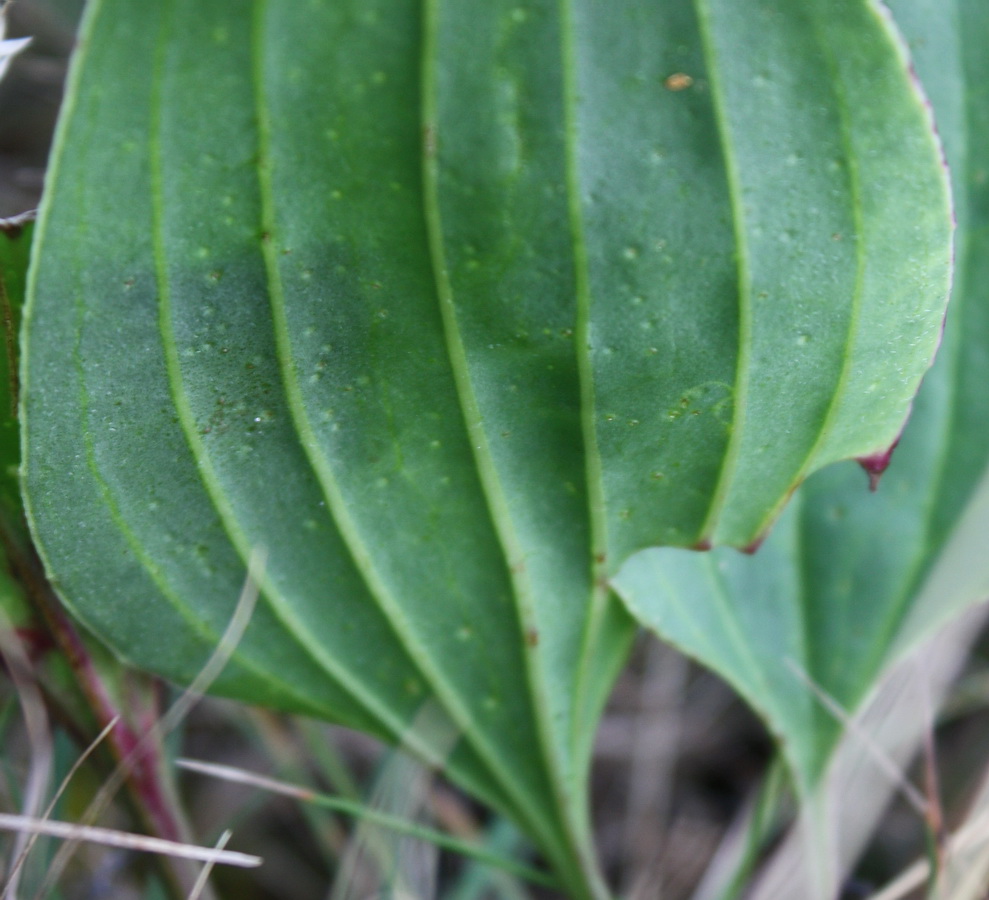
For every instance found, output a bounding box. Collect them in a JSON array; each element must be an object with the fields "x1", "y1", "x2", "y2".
[
  {"x1": 1, "y1": 715, "x2": 119, "y2": 897},
  {"x1": 784, "y1": 658, "x2": 929, "y2": 816},
  {"x1": 331, "y1": 703, "x2": 460, "y2": 900},
  {"x1": 175, "y1": 734, "x2": 557, "y2": 887},
  {"x1": 176, "y1": 758, "x2": 318, "y2": 803},
  {"x1": 749, "y1": 601, "x2": 989, "y2": 900},
  {"x1": 865, "y1": 813, "x2": 989, "y2": 900},
  {"x1": 689, "y1": 761, "x2": 788, "y2": 900},
  {"x1": 187, "y1": 830, "x2": 233, "y2": 900},
  {"x1": 935, "y1": 814, "x2": 989, "y2": 900},
  {"x1": 866, "y1": 858, "x2": 929, "y2": 900},
  {"x1": 0, "y1": 613, "x2": 53, "y2": 900},
  {"x1": 0, "y1": 813, "x2": 260, "y2": 867},
  {"x1": 867, "y1": 760, "x2": 989, "y2": 900},
  {"x1": 33, "y1": 546, "x2": 267, "y2": 899}
]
